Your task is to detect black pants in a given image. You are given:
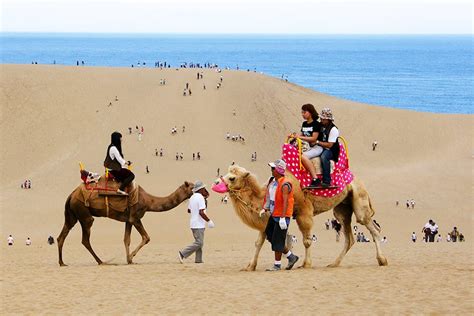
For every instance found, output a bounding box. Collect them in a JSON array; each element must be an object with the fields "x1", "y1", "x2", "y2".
[
  {"x1": 428, "y1": 233, "x2": 435, "y2": 242},
  {"x1": 110, "y1": 168, "x2": 135, "y2": 191},
  {"x1": 265, "y1": 217, "x2": 287, "y2": 253}
]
